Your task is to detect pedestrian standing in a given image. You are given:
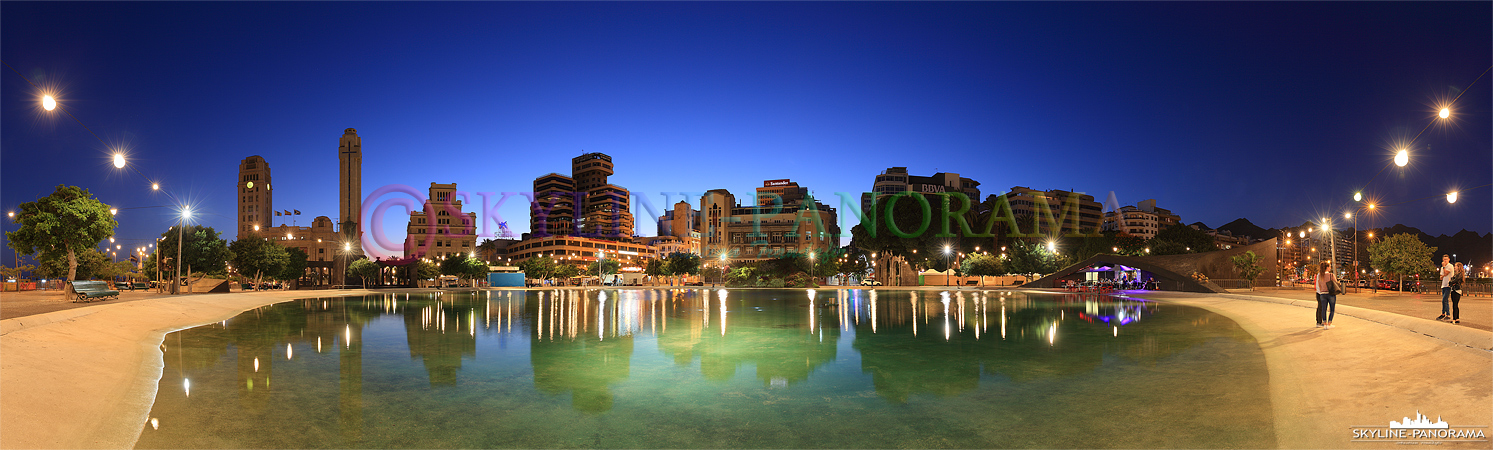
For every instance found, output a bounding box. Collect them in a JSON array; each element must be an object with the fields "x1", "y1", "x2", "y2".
[
  {"x1": 1446, "y1": 262, "x2": 1464, "y2": 324},
  {"x1": 1315, "y1": 261, "x2": 1338, "y2": 329},
  {"x1": 1437, "y1": 254, "x2": 1454, "y2": 321}
]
